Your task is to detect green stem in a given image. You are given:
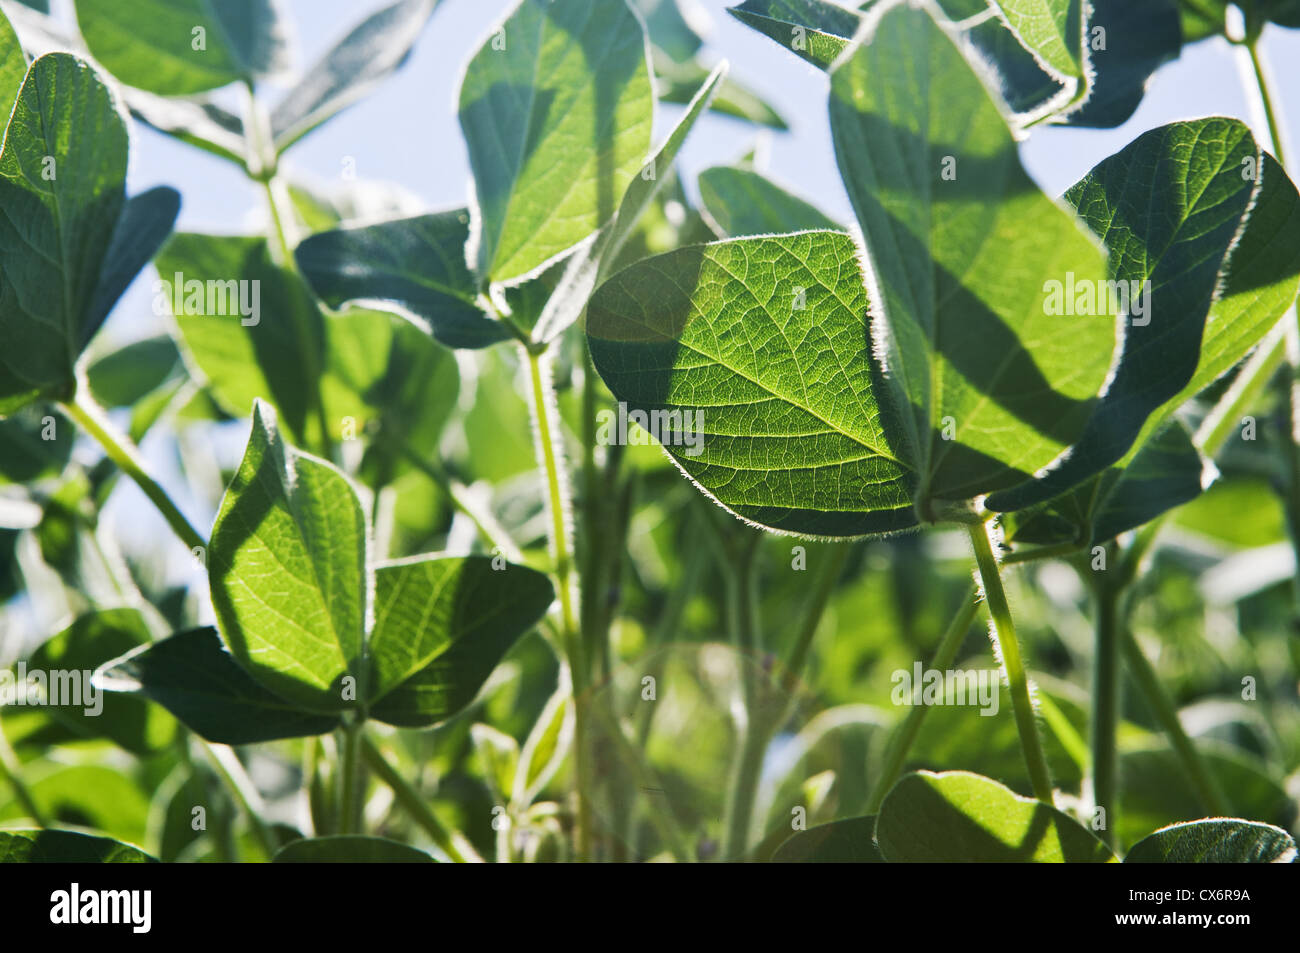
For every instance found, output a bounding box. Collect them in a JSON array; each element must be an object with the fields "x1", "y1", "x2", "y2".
[
  {"x1": 198, "y1": 741, "x2": 279, "y2": 860},
  {"x1": 968, "y1": 520, "x2": 1055, "y2": 802},
  {"x1": 523, "y1": 344, "x2": 591, "y2": 859},
  {"x1": 360, "y1": 735, "x2": 484, "y2": 862},
  {"x1": 866, "y1": 586, "x2": 982, "y2": 814},
  {"x1": 1246, "y1": 39, "x2": 1289, "y2": 168},
  {"x1": 720, "y1": 533, "x2": 765, "y2": 860},
  {"x1": 1120, "y1": 627, "x2": 1230, "y2": 816},
  {"x1": 62, "y1": 392, "x2": 207, "y2": 553},
  {"x1": 1089, "y1": 571, "x2": 1121, "y2": 848},
  {"x1": 338, "y1": 718, "x2": 364, "y2": 835},
  {"x1": 780, "y1": 542, "x2": 852, "y2": 697}
]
